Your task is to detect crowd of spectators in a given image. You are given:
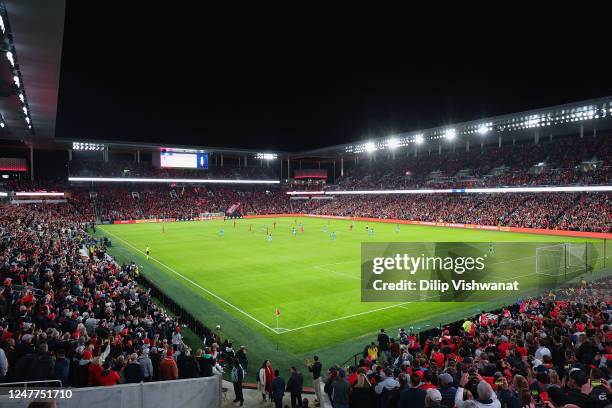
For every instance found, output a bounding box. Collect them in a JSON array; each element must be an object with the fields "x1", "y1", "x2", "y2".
[
  {"x1": 0, "y1": 204, "x2": 232, "y2": 387},
  {"x1": 320, "y1": 277, "x2": 612, "y2": 408},
  {"x1": 2, "y1": 183, "x2": 608, "y2": 232},
  {"x1": 68, "y1": 159, "x2": 277, "y2": 181},
  {"x1": 307, "y1": 193, "x2": 611, "y2": 233},
  {"x1": 331, "y1": 136, "x2": 611, "y2": 191}
]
